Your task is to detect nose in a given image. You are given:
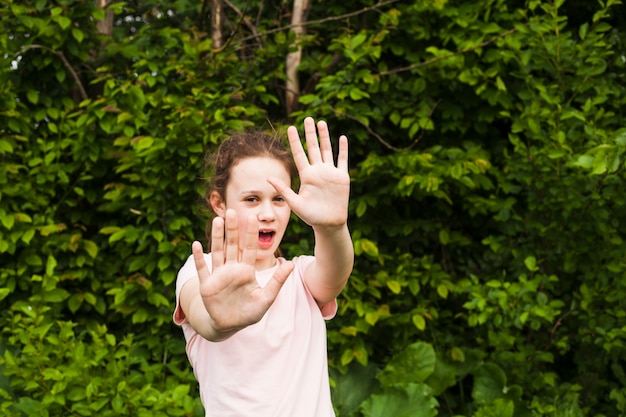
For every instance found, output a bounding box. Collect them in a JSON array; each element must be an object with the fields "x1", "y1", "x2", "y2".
[{"x1": 257, "y1": 200, "x2": 275, "y2": 222}]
